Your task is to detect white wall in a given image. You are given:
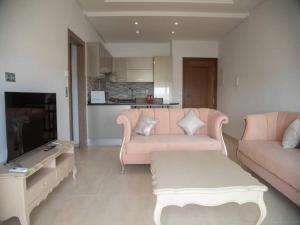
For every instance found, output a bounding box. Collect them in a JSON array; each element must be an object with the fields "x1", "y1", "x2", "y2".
[
  {"x1": 105, "y1": 42, "x2": 171, "y2": 57},
  {"x1": 218, "y1": 0, "x2": 300, "y2": 139},
  {"x1": 171, "y1": 40, "x2": 219, "y2": 105},
  {"x1": 0, "y1": 0, "x2": 101, "y2": 162}
]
